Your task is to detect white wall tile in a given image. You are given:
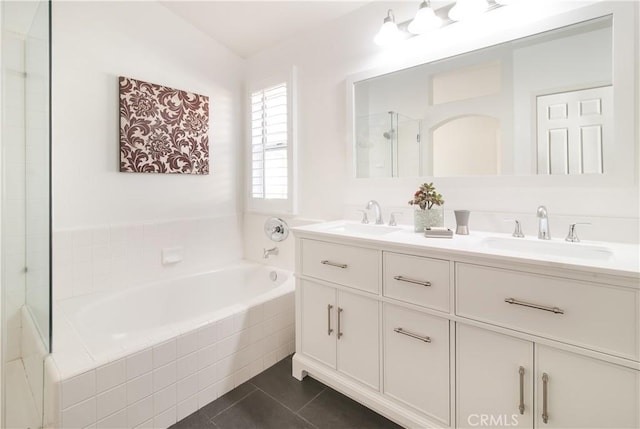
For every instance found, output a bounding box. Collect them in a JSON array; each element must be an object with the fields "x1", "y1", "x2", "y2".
[
  {"x1": 176, "y1": 394, "x2": 198, "y2": 422},
  {"x1": 153, "y1": 406, "x2": 176, "y2": 429},
  {"x1": 127, "y1": 396, "x2": 153, "y2": 429},
  {"x1": 197, "y1": 363, "x2": 218, "y2": 392},
  {"x1": 62, "y1": 370, "x2": 96, "y2": 409},
  {"x1": 197, "y1": 384, "x2": 217, "y2": 409},
  {"x1": 197, "y1": 344, "x2": 217, "y2": 370},
  {"x1": 196, "y1": 322, "x2": 218, "y2": 348},
  {"x1": 127, "y1": 349, "x2": 152, "y2": 380},
  {"x1": 176, "y1": 352, "x2": 198, "y2": 380},
  {"x1": 97, "y1": 384, "x2": 126, "y2": 421},
  {"x1": 134, "y1": 418, "x2": 154, "y2": 429},
  {"x1": 176, "y1": 331, "x2": 198, "y2": 358},
  {"x1": 218, "y1": 316, "x2": 236, "y2": 339},
  {"x1": 153, "y1": 340, "x2": 176, "y2": 369},
  {"x1": 96, "y1": 409, "x2": 127, "y2": 429},
  {"x1": 97, "y1": 359, "x2": 125, "y2": 394},
  {"x1": 153, "y1": 384, "x2": 176, "y2": 415},
  {"x1": 215, "y1": 376, "x2": 234, "y2": 398},
  {"x1": 152, "y1": 362, "x2": 176, "y2": 392},
  {"x1": 62, "y1": 397, "x2": 96, "y2": 429},
  {"x1": 176, "y1": 374, "x2": 199, "y2": 403},
  {"x1": 127, "y1": 373, "x2": 153, "y2": 405}
]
